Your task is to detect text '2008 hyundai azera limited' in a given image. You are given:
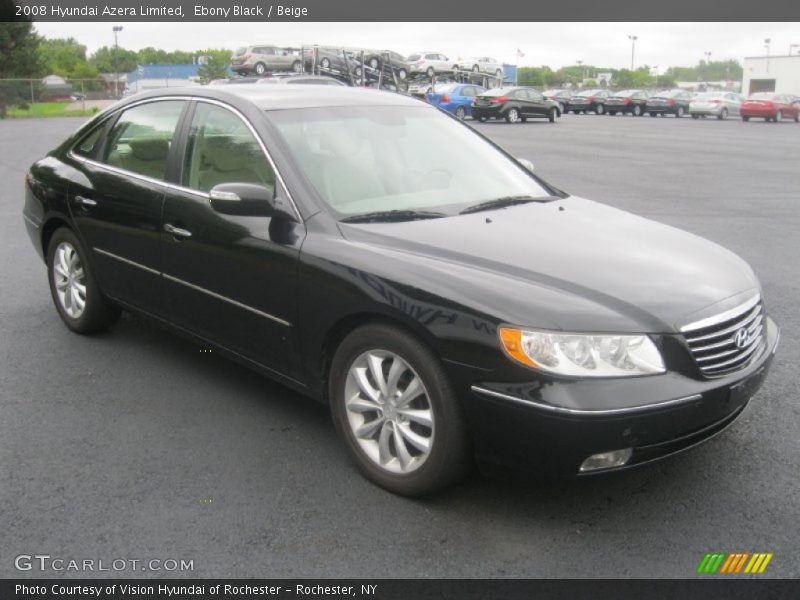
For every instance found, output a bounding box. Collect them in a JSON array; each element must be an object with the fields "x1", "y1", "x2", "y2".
[{"x1": 23, "y1": 86, "x2": 778, "y2": 496}]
